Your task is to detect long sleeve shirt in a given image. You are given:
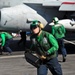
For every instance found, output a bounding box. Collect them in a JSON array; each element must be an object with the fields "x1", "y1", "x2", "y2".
[
  {"x1": 52, "y1": 23, "x2": 66, "y2": 39},
  {"x1": 30, "y1": 31, "x2": 59, "y2": 59},
  {"x1": 0, "y1": 32, "x2": 12, "y2": 46}
]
